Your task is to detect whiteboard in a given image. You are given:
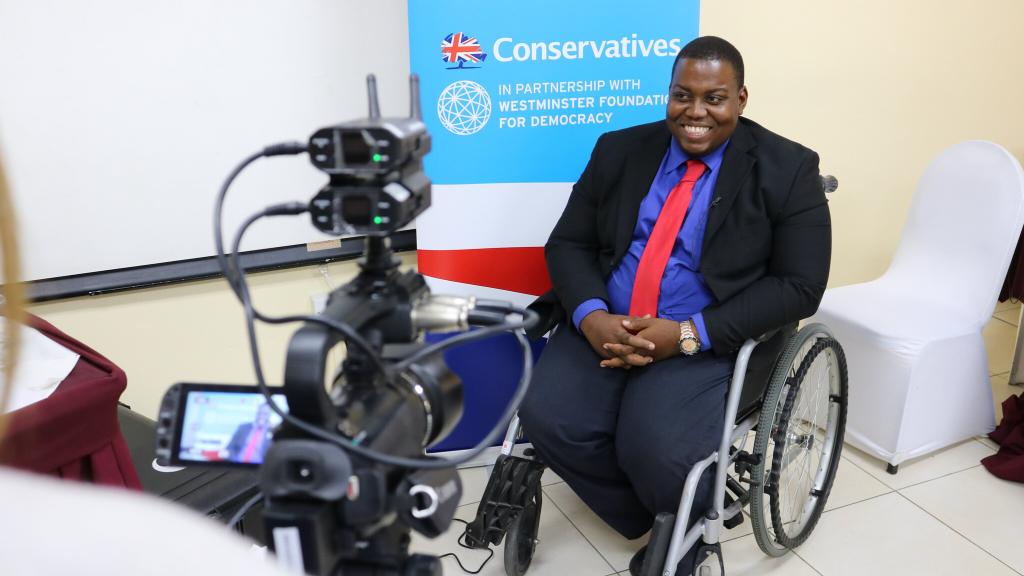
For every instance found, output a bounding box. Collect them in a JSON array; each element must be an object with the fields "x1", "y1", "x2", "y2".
[{"x1": 0, "y1": 0, "x2": 412, "y2": 282}]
